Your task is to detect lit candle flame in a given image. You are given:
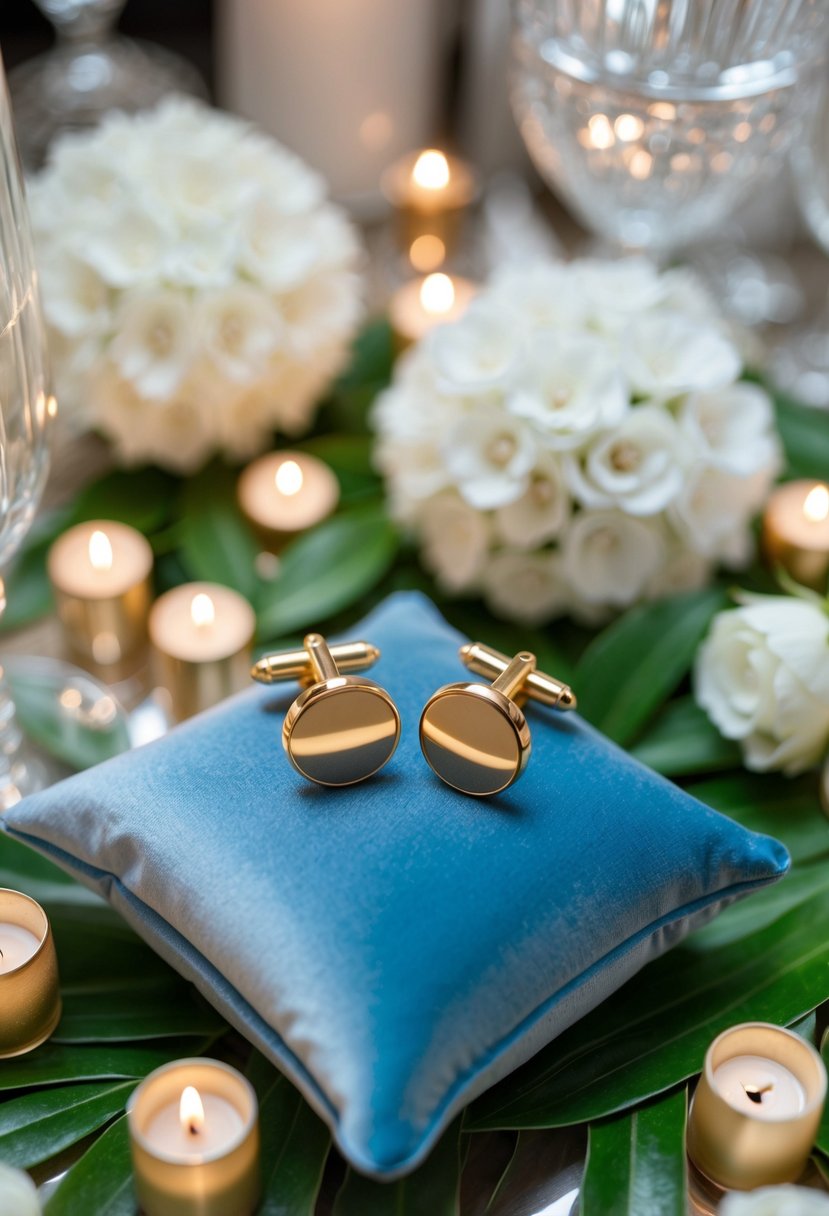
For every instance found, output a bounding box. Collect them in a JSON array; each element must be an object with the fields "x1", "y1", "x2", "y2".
[
  {"x1": 275, "y1": 459, "x2": 304, "y2": 497},
  {"x1": 803, "y1": 484, "x2": 829, "y2": 523},
  {"x1": 179, "y1": 1086, "x2": 204, "y2": 1135},
  {"x1": 191, "y1": 593, "x2": 215, "y2": 629},
  {"x1": 412, "y1": 149, "x2": 450, "y2": 190},
  {"x1": 420, "y1": 273, "x2": 455, "y2": 316},
  {"x1": 409, "y1": 234, "x2": 446, "y2": 273},
  {"x1": 88, "y1": 530, "x2": 113, "y2": 572}
]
